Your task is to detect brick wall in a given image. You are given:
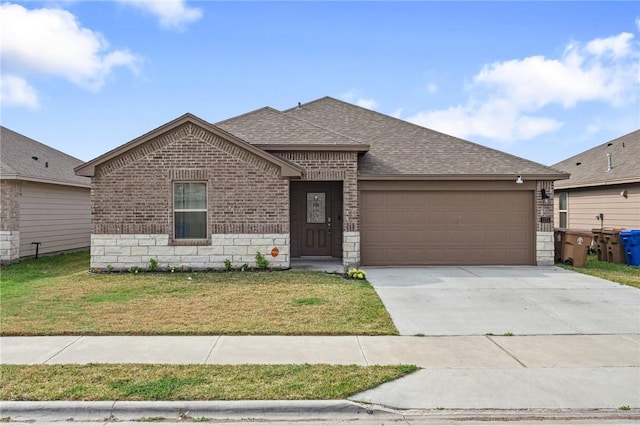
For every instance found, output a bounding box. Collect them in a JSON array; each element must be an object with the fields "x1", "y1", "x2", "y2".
[
  {"x1": 1, "y1": 180, "x2": 21, "y2": 264},
  {"x1": 92, "y1": 124, "x2": 290, "y2": 237},
  {"x1": 1, "y1": 180, "x2": 19, "y2": 232},
  {"x1": 536, "y1": 180, "x2": 555, "y2": 265}
]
